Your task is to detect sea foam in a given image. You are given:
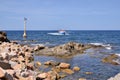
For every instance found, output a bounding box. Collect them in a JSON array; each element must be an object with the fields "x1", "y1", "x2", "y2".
[{"x1": 90, "y1": 43, "x2": 112, "y2": 50}]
